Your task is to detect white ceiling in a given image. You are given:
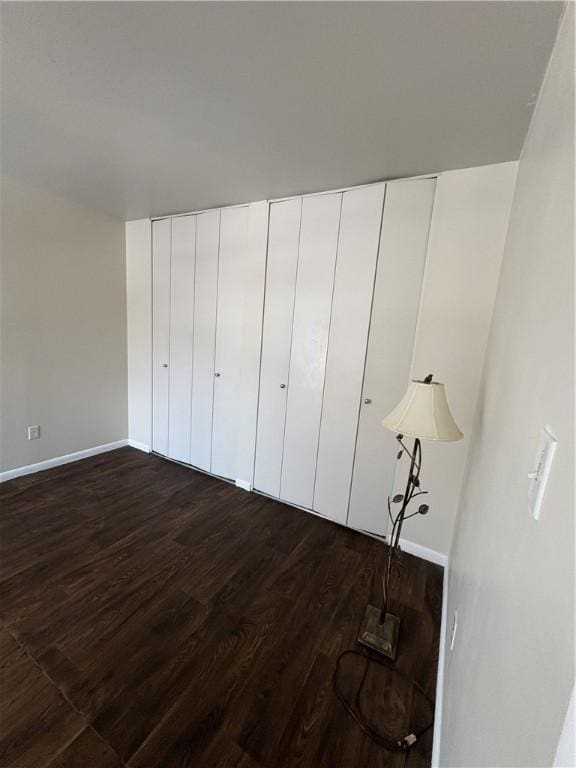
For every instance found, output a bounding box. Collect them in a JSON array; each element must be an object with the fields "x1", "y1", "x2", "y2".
[{"x1": 1, "y1": 2, "x2": 563, "y2": 220}]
